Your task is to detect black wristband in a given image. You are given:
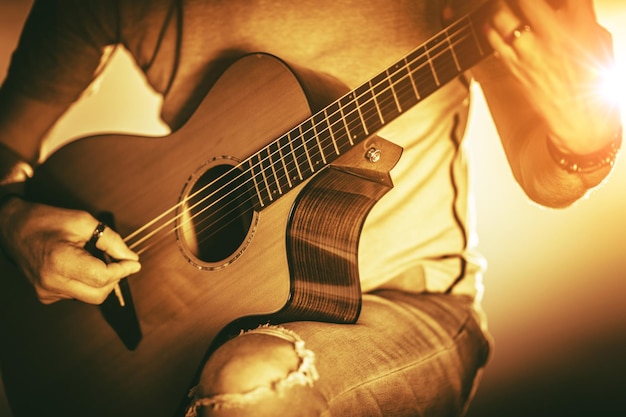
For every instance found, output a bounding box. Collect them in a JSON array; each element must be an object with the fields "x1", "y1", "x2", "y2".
[{"x1": 546, "y1": 127, "x2": 623, "y2": 174}]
